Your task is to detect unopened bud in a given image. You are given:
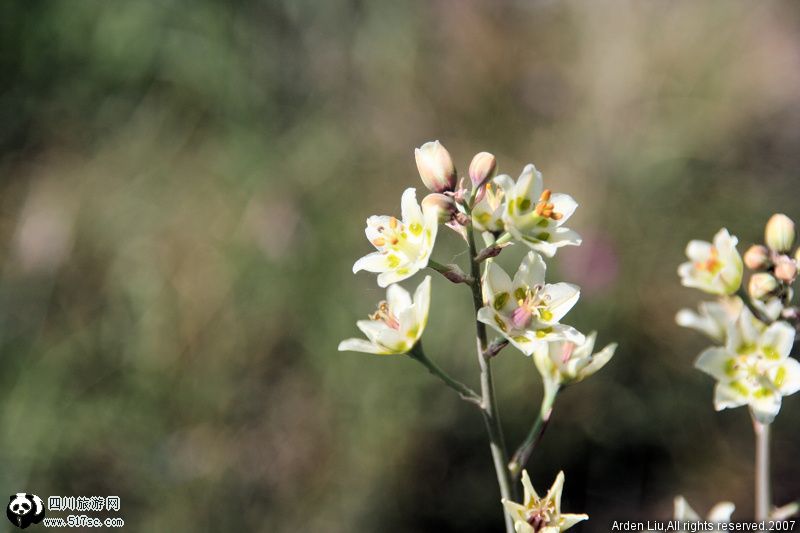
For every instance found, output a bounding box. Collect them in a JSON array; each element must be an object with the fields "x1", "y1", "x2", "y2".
[
  {"x1": 744, "y1": 244, "x2": 770, "y2": 271},
  {"x1": 468, "y1": 152, "x2": 497, "y2": 189},
  {"x1": 774, "y1": 255, "x2": 797, "y2": 283},
  {"x1": 415, "y1": 140, "x2": 457, "y2": 193},
  {"x1": 765, "y1": 213, "x2": 795, "y2": 252},
  {"x1": 421, "y1": 193, "x2": 456, "y2": 223},
  {"x1": 748, "y1": 272, "x2": 779, "y2": 300}
]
